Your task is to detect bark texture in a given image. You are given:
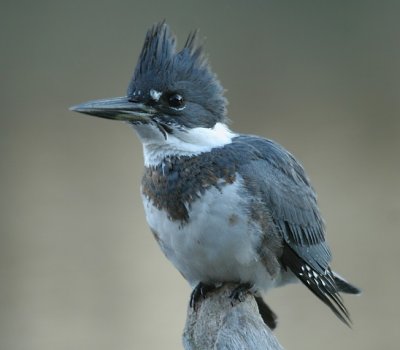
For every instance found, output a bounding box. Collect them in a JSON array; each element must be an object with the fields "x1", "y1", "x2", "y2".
[{"x1": 183, "y1": 284, "x2": 283, "y2": 350}]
